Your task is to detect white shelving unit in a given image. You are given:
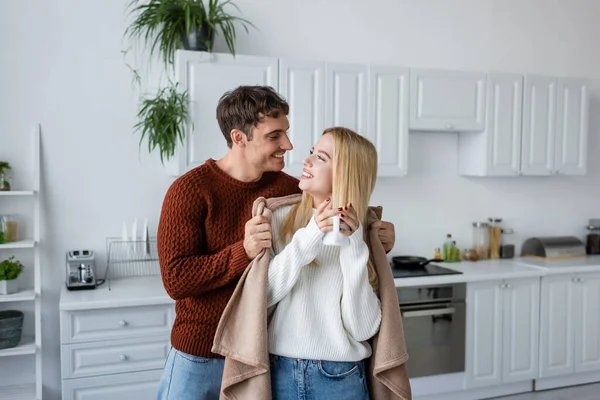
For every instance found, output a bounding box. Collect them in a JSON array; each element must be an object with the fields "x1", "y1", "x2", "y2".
[{"x1": 0, "y1": 125, "x2": 42, "y2": 400}]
